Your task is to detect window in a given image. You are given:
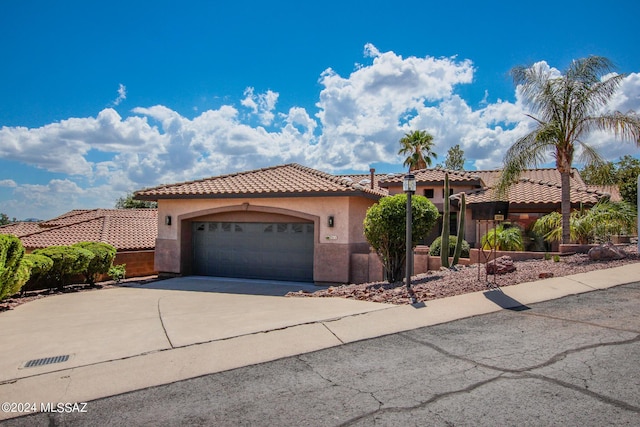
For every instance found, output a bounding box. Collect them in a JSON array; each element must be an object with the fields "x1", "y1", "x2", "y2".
[
  {"x1": 424, "y1": 189, "x2": 434, "y2": 198},
  {"x1": 442, "y1": 188, "x2": 454, "y2": 198}
]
